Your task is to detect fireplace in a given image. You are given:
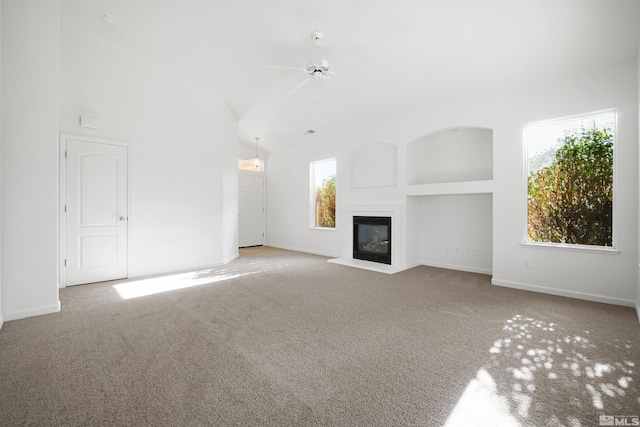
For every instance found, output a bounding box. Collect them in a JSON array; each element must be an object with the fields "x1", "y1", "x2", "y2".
[{"x1": 353, "y1": 216, "x2": 392, "y2": 265}]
